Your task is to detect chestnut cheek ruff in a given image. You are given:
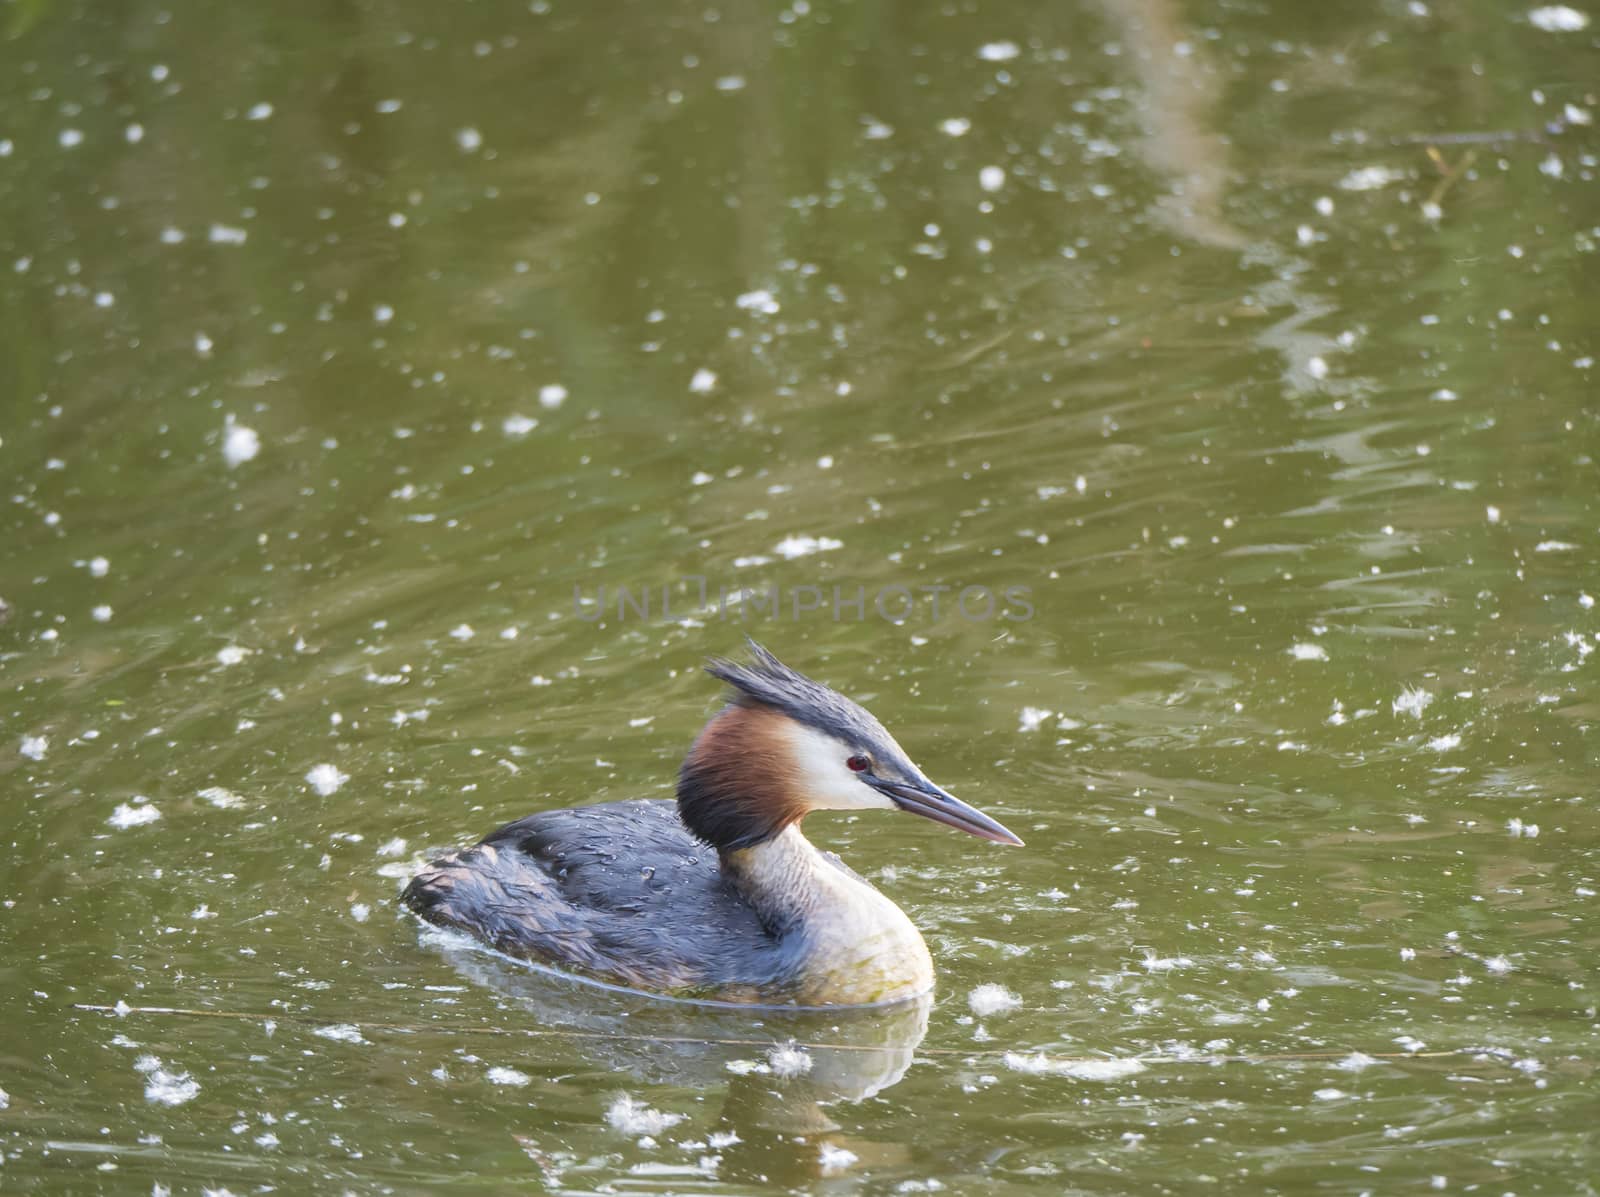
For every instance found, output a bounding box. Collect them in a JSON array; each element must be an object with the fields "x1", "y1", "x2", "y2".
[{"x1": 676, "y1": 705, "x2": 807, "y2": 852}]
